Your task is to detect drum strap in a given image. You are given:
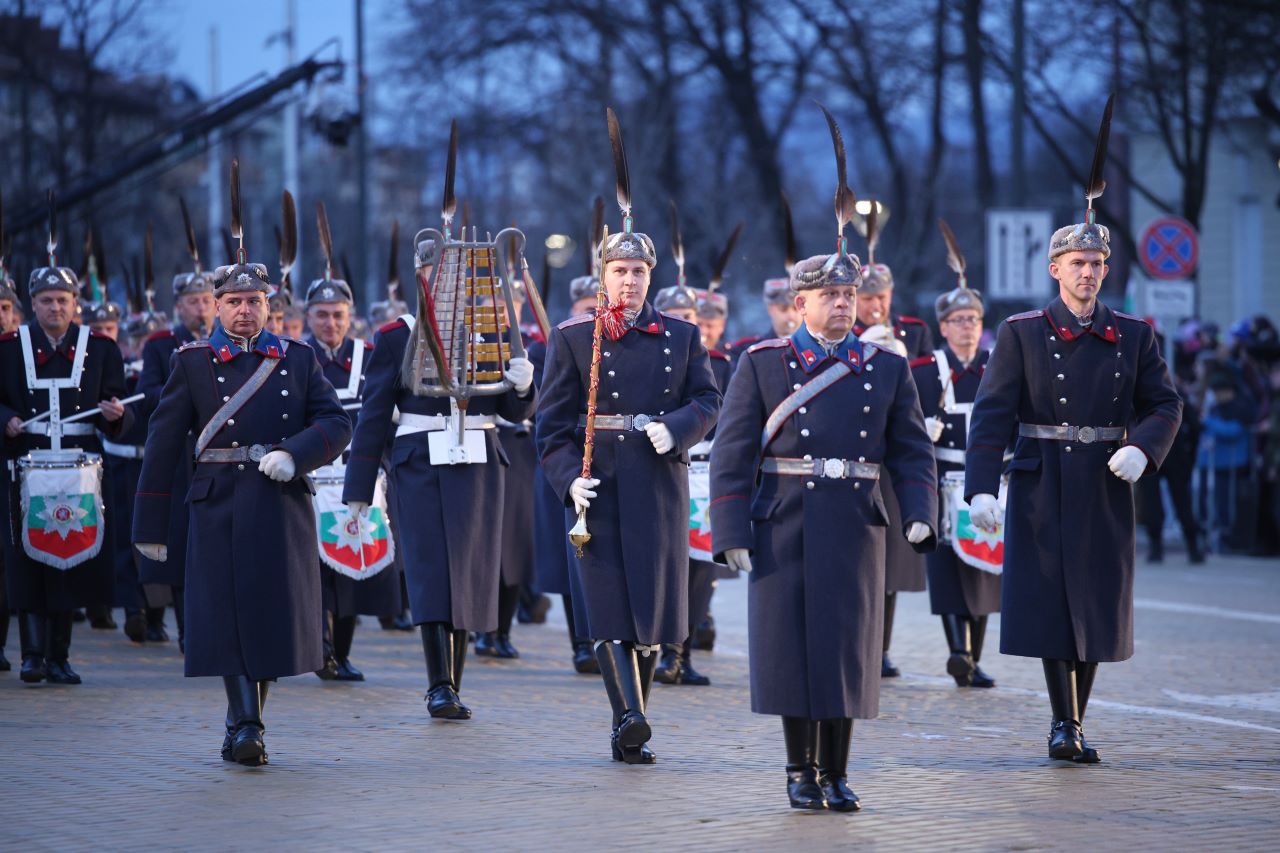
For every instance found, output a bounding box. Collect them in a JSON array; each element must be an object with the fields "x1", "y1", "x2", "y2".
[
  {"x1": 335, "y1": 338, "x2": 365, "y2": 401},
  {"x1": 19, "y1": 325, "x2": 91, "y2": 451},
  {"x1": 760, "y1": 362, "x2": 851, "y2": 449},
  {"x1": 194, "y1": 341, "x2": 289, "y2": 459},
  {"x1": 933, "y1": 348, "x2": 974, "y2": 436}
]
